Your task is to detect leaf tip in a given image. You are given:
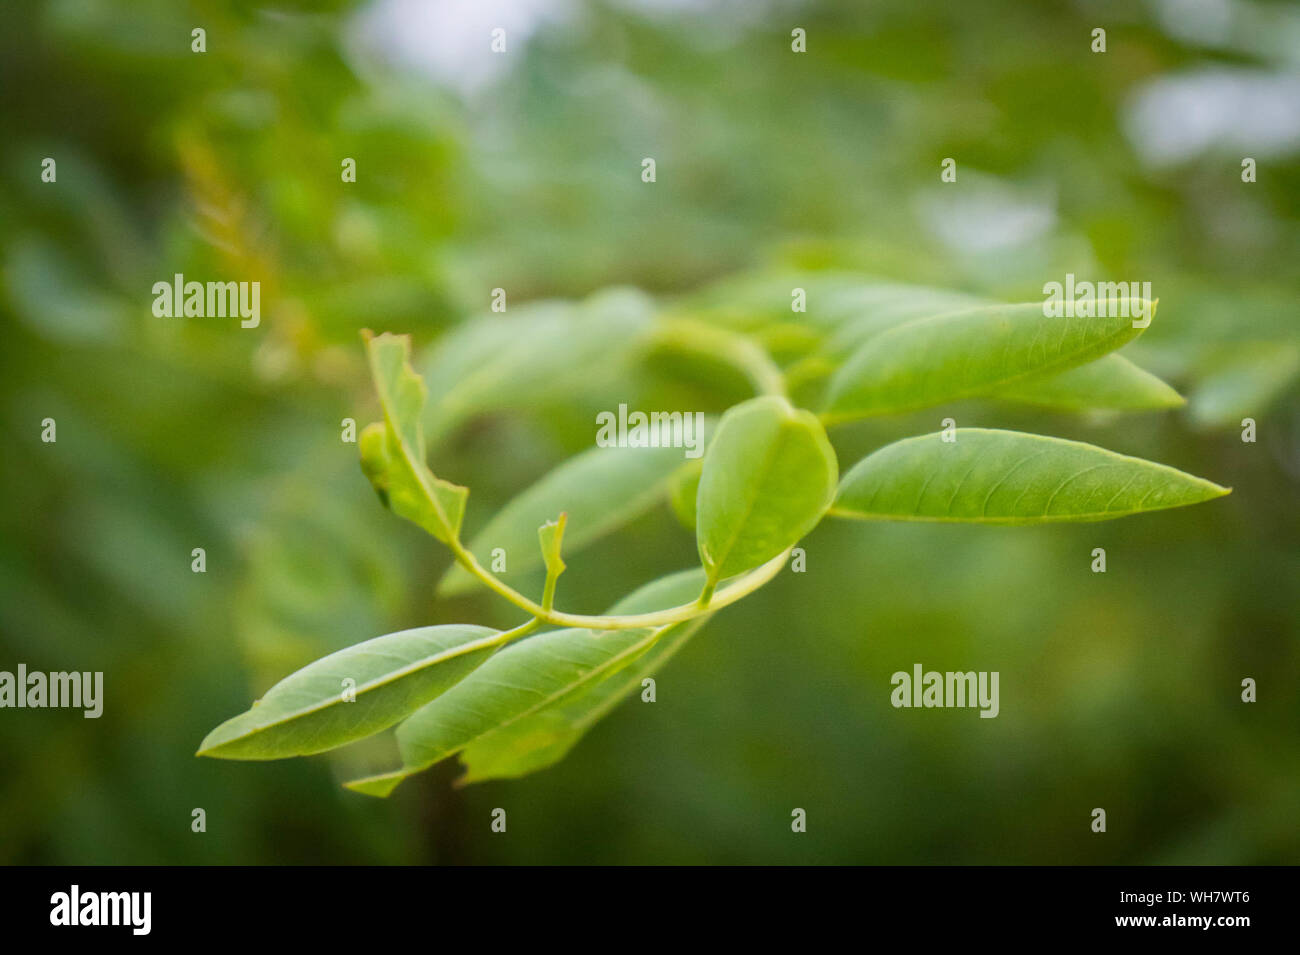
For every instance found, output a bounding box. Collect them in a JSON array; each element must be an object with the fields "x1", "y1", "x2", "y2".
[
  {"x1": 194, "y1": 730, "x2": 228, "y2": 760},
  {"x1": 343, "y1": 770, "x2": 409, "y2": 798},
  {"x1": 539, "y1": 511, "x2": 569, "y2": 574}
]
